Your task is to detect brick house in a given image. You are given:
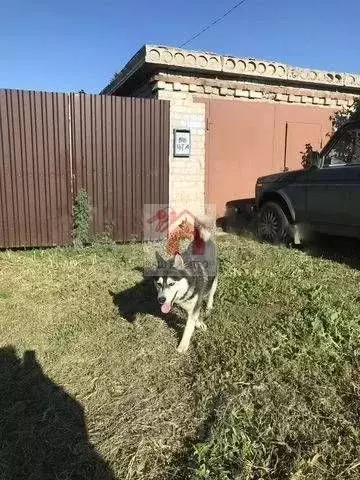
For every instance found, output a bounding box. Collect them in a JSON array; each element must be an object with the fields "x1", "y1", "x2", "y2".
[{"x1": 101, "y1": 45, "x2": 360, "y2": 218}]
